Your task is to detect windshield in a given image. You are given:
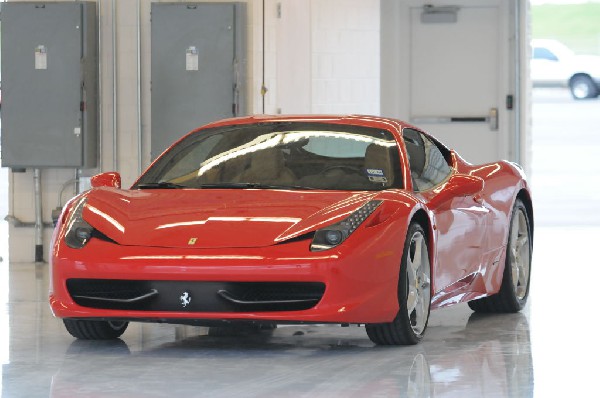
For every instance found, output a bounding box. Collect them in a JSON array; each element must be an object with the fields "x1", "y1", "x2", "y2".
[{"x1": 134, "y1": 122, "x2": 402, "y2": 191}]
